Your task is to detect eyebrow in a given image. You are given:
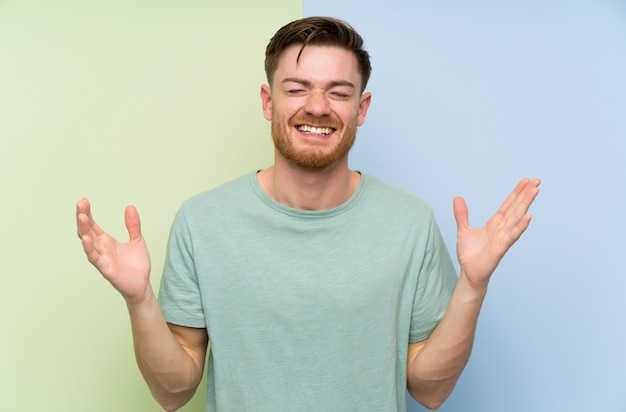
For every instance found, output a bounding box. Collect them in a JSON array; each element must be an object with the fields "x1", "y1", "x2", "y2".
[{"x1": 281, "y1": 77, "x2": 356, "y2": 90}]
